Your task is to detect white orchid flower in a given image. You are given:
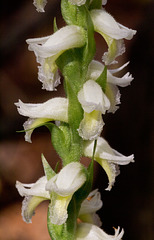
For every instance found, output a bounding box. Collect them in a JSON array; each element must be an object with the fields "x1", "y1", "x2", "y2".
[
  {"x1": 16, "y1": 159, "x2": 86, "y2": 225},
  {"x1": 77, "y1": 80, "x2": 110, "y2": 140},
  {"x1": 26, "y1": 25, "x2": 85, "y2": 91},
  {"x1": 68, "y1": 0, "x2": 86, "y2": 6},
  {"x1": 33, "y1": 0, "x2": 47, "y2": 12},
  {"x1": 46, "y1": 162, "x2": 87, "y2": 225},
  {"x1": 79, "y1": 189, "x2": 103, "y2": 227},
  {"x1": 15, "y1": 97, "x2": 68, "y2": 142},
  {"x1": 90, "y1": 9, "x2": 136, "y2": 65},
  {"x1": 76, "y1": 223, "x2": 124, "y2": 240},
  {"x1": 83, "y1": 137, "x2": 134, "y2": 190},
  {"x1": 16, "y1": 176, "x2": 50, "y2": 223},
  {"x1": 87, "y1": 60, "x2": 133, "y2": 113}
]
